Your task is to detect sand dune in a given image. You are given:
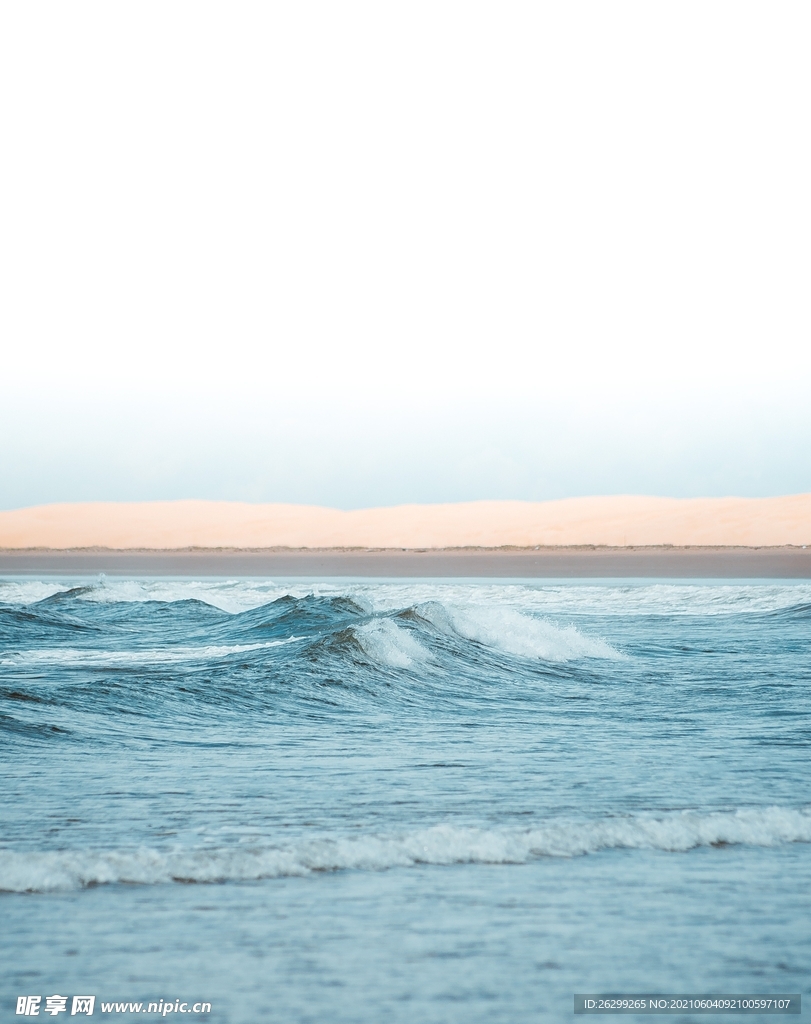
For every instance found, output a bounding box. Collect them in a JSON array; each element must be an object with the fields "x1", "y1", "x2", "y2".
[{"x1": 1, "y1": 496, "x2": 809, "y2": 549}]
